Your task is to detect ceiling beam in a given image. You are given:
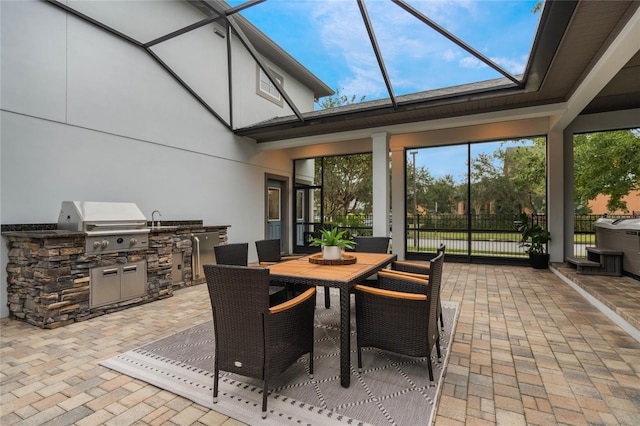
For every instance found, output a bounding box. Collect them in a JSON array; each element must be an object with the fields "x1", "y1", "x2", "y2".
[
  {"x1": 203, "y1": 0, "x2": 305, "y2": 123},
  {"x1": 358, "y1": 0, "x2": 397, "y2": 109},
  {"x1": 144, "y1": 15, "x2": 226, "y2": 48},
  {"x1": 44, "y1": 0, "x2": 234, "y2": 130},
  {"x1": 44, "y1": 0, "x2": 143, "y2": 47}
]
